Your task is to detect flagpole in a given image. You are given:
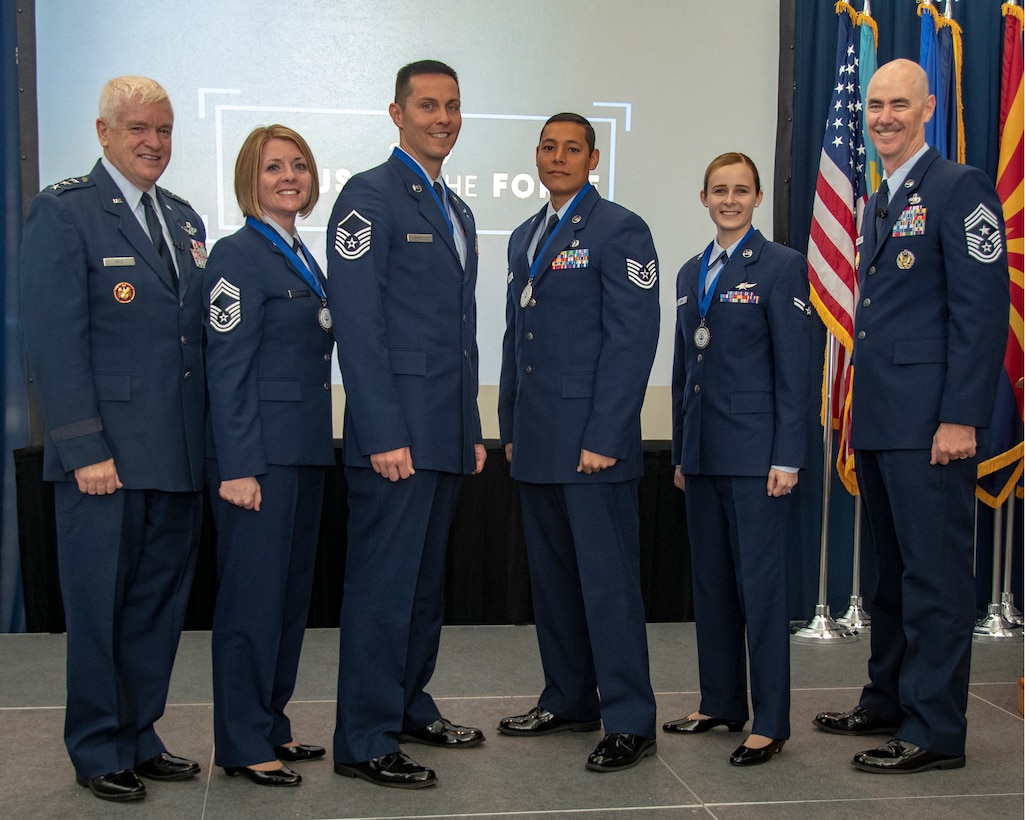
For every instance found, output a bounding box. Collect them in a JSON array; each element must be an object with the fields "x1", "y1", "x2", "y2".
[
  {"x1": 973, "y1": 499, "x2": 1023, "y2": 641},
  {"x1": 1000, "y1": 493, "x2": 1023, "y2": 625},
  {"x1": 791, "y1": 333, "x2": 857, "y2": 643},
  {"x1": 836, "y1": 495, "x2": 870, "y2": 631}
]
